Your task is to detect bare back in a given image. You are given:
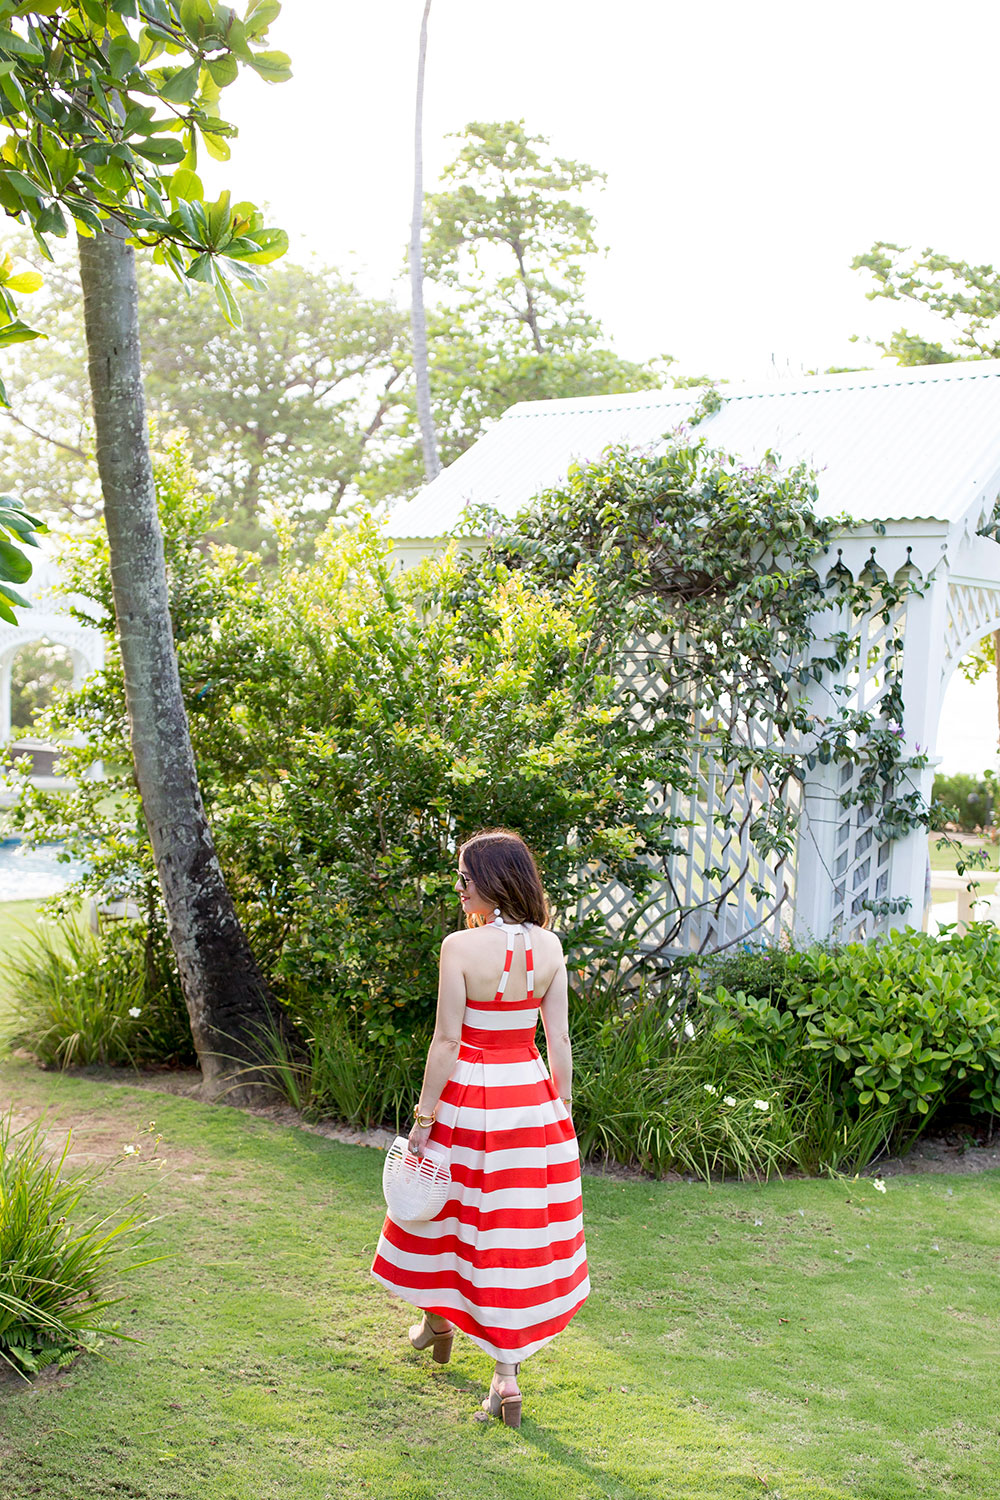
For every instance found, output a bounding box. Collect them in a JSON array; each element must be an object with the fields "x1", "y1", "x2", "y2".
[{"x1": 451, "y1": 923, "x2": 564, "y2": 1005}]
